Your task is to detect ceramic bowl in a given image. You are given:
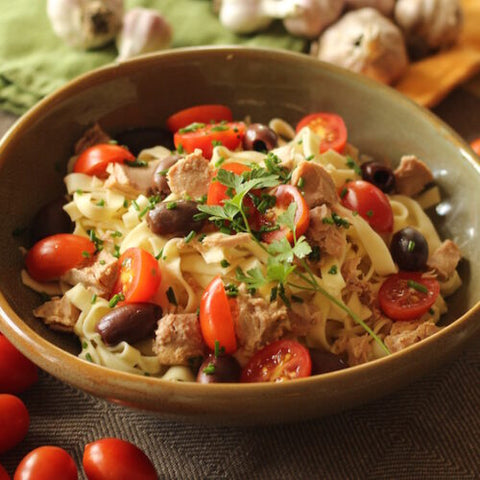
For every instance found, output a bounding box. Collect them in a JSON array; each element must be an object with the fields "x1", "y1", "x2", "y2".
[{"x1": 1, "y1": 47, "x2": 479, "y2": 425}]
